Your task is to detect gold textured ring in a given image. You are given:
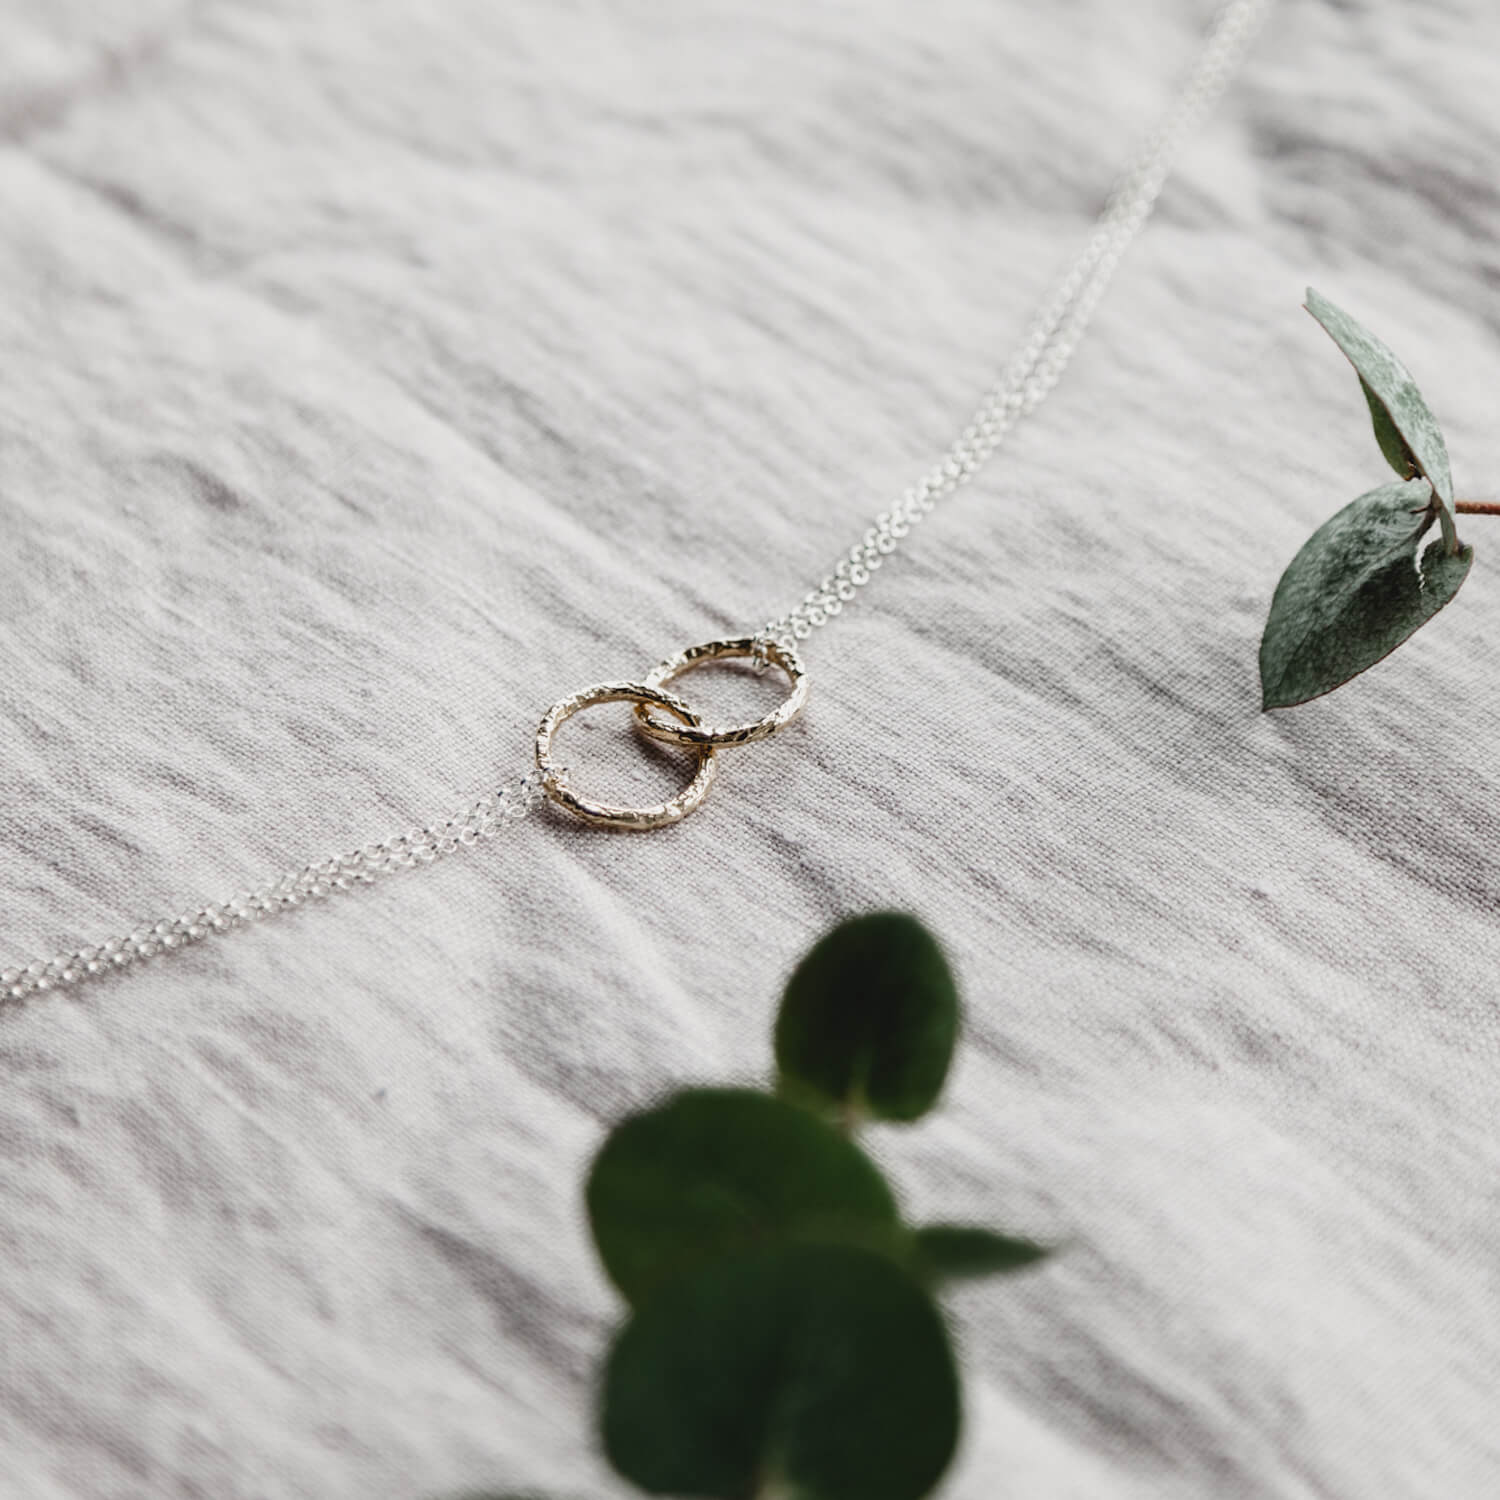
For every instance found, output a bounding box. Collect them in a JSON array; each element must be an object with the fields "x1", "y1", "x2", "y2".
[
  {"x1": 535, "y1": 681, "x2": 718, "y2": 831},
  {"x1": 633, "y1": 636, "x2": 809, "y2": 748}
]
